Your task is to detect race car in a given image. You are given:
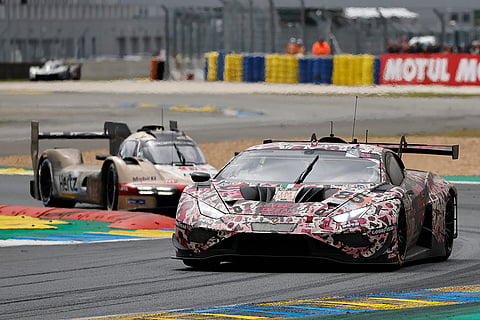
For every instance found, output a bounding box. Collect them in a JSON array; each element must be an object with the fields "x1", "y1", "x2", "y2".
[
  {"x1": 30, "y1": 120, "x2": 217, "y2": 216},
  {"x1": 173, "y1": 134, "x2": 458, "y2": 268},
  {"x1": 29, "y1": 60, "x2": 81, "y2": 81}
]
